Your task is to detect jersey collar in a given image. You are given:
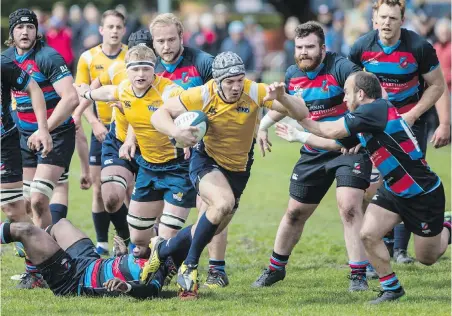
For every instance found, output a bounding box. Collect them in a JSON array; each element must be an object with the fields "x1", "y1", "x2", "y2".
[
  {"x1": 377, "y1": 38, "x2": 401, "y2": 54},
  {"x1": 303, "y1": 62, "x2": 325, "y2": 80},
  {"x1": 14, "y1": 46, "x2": 35, "y2": 63},
  {"x1": 160, "y1": 55, "x2": 184, "y2": 73}
]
